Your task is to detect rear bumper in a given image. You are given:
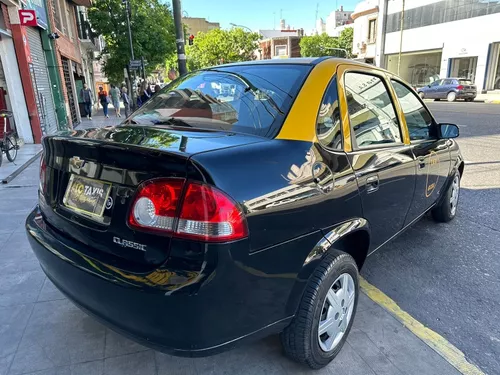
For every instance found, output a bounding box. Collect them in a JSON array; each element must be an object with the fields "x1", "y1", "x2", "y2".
[
  {"x1": 456, "y1": 92, "x2": 476, "y2": 99},
  {"x1": 26, "y1": 207, "x2": 293, "y2": 356}
]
